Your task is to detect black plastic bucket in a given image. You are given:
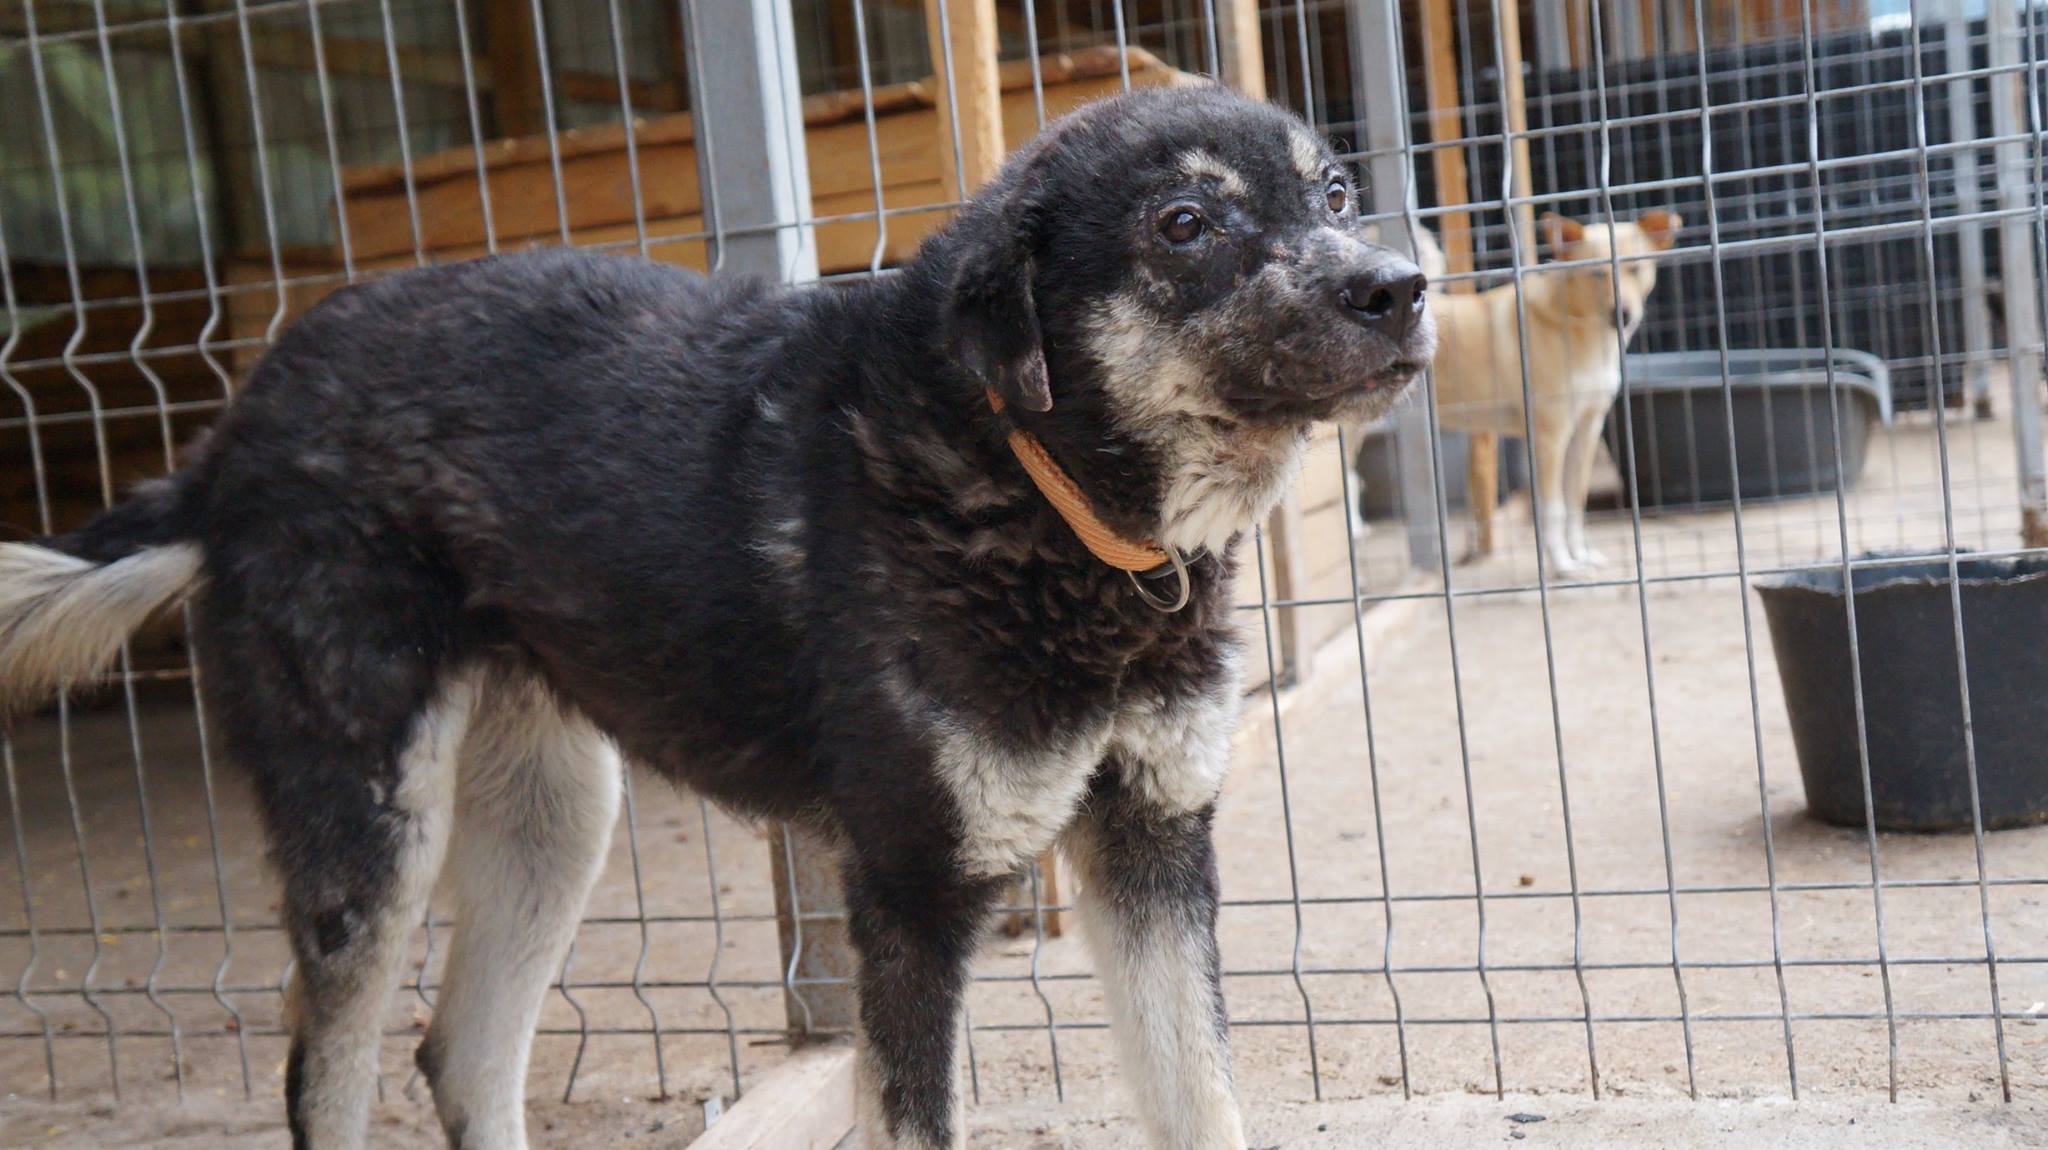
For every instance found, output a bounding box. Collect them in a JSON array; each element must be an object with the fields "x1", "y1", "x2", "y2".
[{"x1": 1756, "y1": 553, "x2": 2048, "y2": 832}]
